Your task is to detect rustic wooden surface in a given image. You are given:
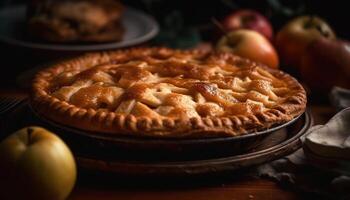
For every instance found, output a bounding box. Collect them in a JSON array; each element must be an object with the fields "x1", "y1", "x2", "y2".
[
  {"x1": 69, "y1": 178, "x2": 303, "y2": 200},
  {"x1": 0, "y1": 91, "x2": 335, "y2": 200}
]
